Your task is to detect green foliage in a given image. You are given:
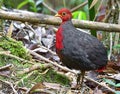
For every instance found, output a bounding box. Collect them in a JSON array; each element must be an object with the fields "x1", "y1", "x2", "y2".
[
  {"x1": 16, "y1": 69, "x2": 70, "y2": 88},
  {"x1": 0, "y1": 20, "x2": 4, "y2": 32},
  {"x1": 69, "y1": 0, "x2": 83, "y2": 6},
  {"x1": 17, "y1": 0, "x2": 43, "y2": 12},
  {"x1": 45, "y1": 69, "x2": 70, "y2": 86},
  {"x1": 88, "y1": 0, "x2": 97, "y2": 37},
  {"x1": 28, "y1": 69, "x2": 70, "y2": 86},
  {"x1": 2, "y1": 0, "x2": 21, "y2": 8},
  {"x1": 113, "y1": 44, "x2": 120, "y2": 49},
  {"x1": 113, "y1": 44, "x2": 120, "y2": 53},
  {"x1": 0, "y1": 54, "x2": 16, "y2": 65},
  {"x1": 115, "y1": 91, "x2": 120, "y2": 94},
  {"x1": 0, "y1": 0, "x2": 3, "y2": 8},
  {"x1": 72, "y1": 11, "x2": 87, "y2": 20},
  {"x1": 103, "y1": 78, "x2": 120, "y2": 94},
  {"x1": 0, "y1": 36, "x2": 31, "y2": 60},
  {"x1": 103, "y1": 78, "x2": 120, "y2": 87}
]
